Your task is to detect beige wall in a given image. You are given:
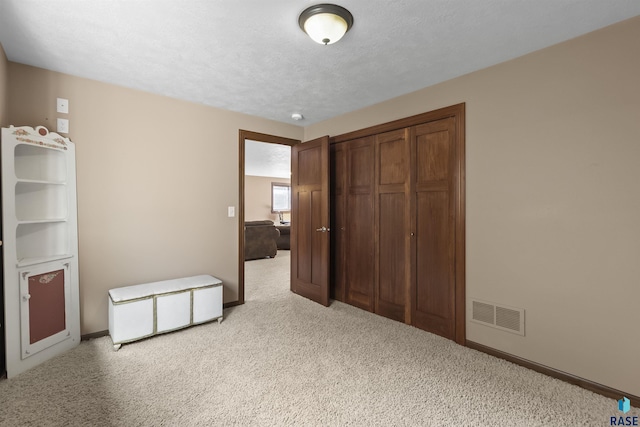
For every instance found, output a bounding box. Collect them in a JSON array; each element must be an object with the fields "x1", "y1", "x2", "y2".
[
  {"x1": 6, "y1": 63, "x2": 303, "y2": 334},
  {"x1": 307, "y1": 16, "x2": 640, "y2": 396},
  {"x1": 245, "y1": 175, "x2": 291, "y2": 224},
  {"x1": 0, "y1": 43, "x2": 8, "y2": 127}
]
